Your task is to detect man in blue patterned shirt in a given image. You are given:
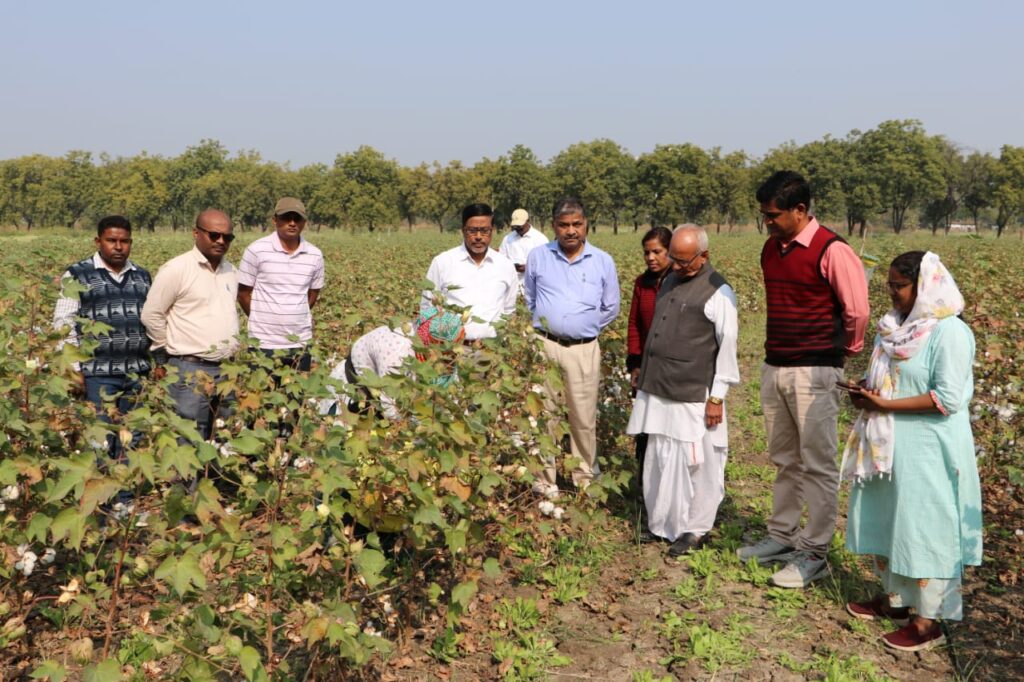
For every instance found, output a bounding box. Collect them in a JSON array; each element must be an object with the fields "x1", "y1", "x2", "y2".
[{"x1": 53, "y1": 215, "x2": 152, "y2": 457}]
